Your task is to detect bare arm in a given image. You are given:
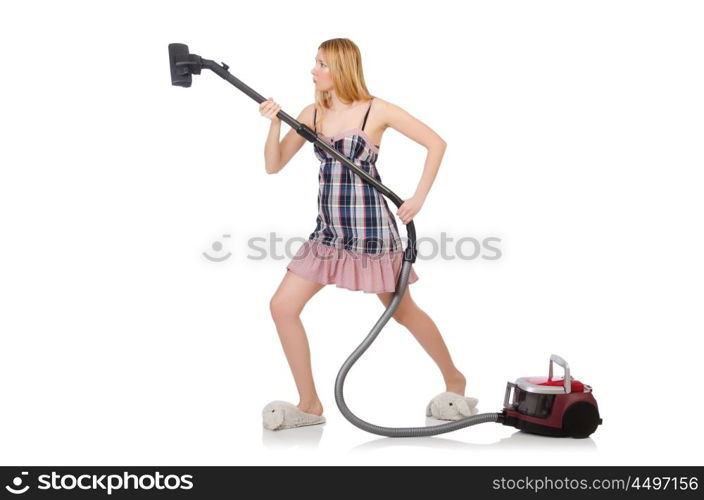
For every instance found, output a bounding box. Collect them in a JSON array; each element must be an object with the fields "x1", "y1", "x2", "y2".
[
  {"x1": 379, "y1": 99, "x2": 447, "y2": 200},
  {"x1": 264, "y1": 104, "x2": 314, "y2": 174}
]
